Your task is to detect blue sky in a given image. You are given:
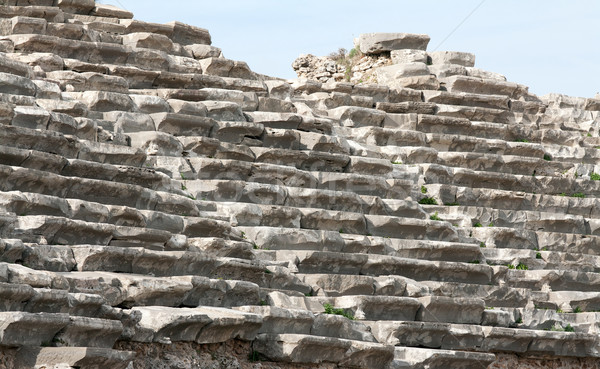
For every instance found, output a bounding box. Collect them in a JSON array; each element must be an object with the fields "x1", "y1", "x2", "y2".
[{"x1": 113, "y1": 0, "x2": 600, "y2": 98}]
